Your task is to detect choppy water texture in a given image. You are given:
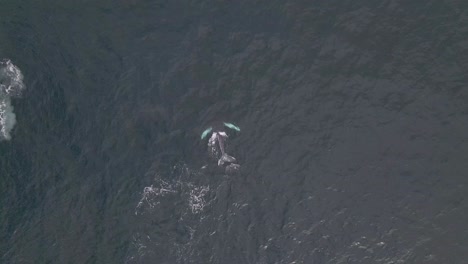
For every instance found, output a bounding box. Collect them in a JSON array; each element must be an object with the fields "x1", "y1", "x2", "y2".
[{"x1": 1, "y1": 1, "x2": 468, "y2": 263}]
